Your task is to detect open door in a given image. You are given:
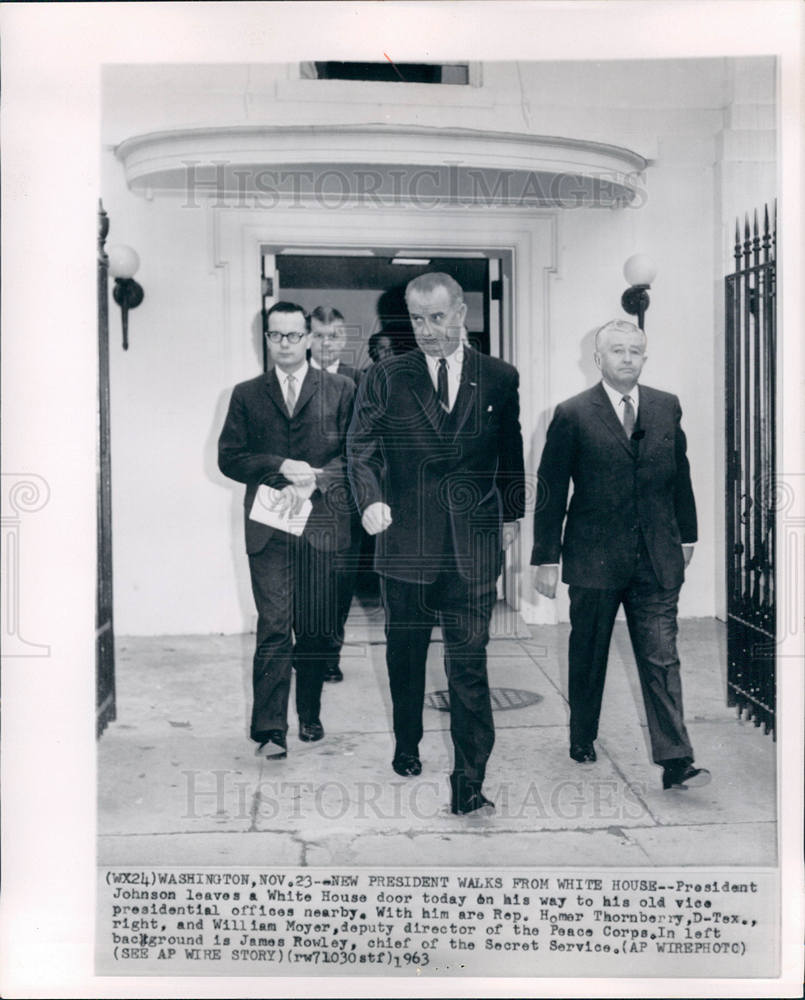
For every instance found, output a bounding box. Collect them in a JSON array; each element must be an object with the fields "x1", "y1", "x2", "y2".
[
  {"x1": 485, "y1": 255, "x2": 520, "y2": 609},
  {"x1": 260, "y1": 252, "x2": 280, "y2": 371},
  {"x1": 260, "y1": 246, "x2": 519, "y2": 610}
]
